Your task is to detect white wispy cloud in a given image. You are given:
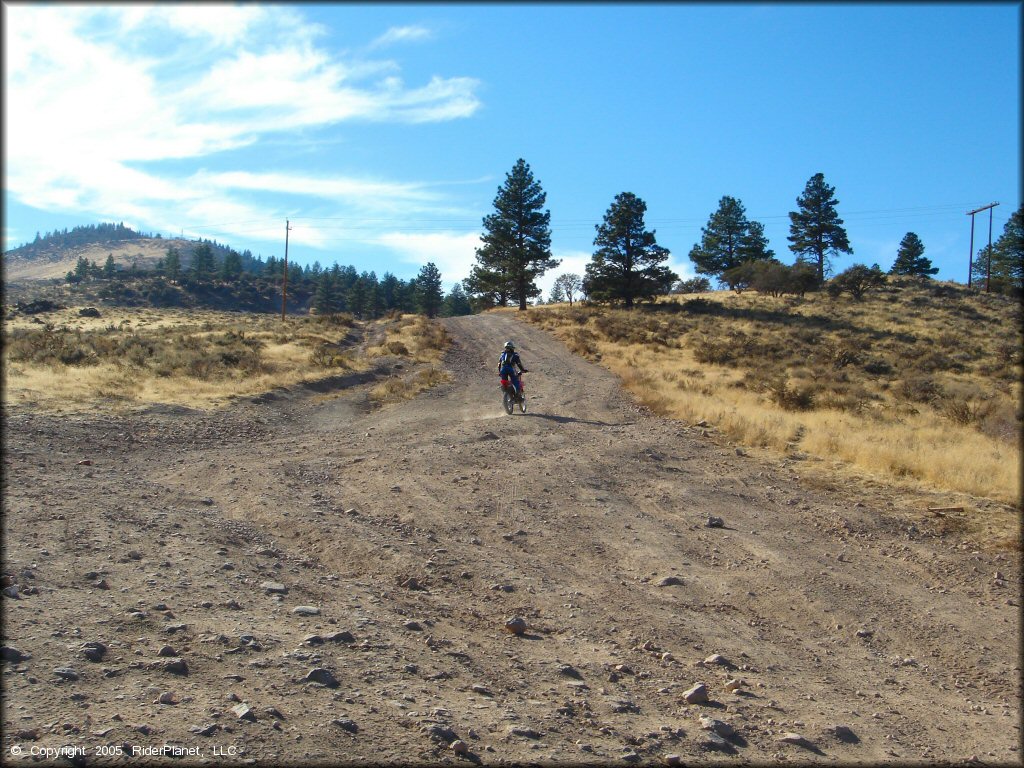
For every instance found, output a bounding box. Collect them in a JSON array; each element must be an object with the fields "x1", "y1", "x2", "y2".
[
  {"x1": 3, "y1": 5, "x2": 481, "y2": 252},
  {"x1": 374, "y1": 232, "x2": 483, "y2": 284},
  {"x1": 369, "y1": 25, "x2": 434, "y2": 49}
]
